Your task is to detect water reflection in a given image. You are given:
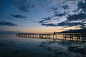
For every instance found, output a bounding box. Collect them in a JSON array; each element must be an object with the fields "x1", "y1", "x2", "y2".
[
  {"x1": 0, "y1": 34, "x2": 86, "y2": 57},
  {"x1": 17, "y1": 33, "x2": 86, "y2": 57},
  {"x1": 39, "y1": 40, "x2": 86, "y2": 57}
]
